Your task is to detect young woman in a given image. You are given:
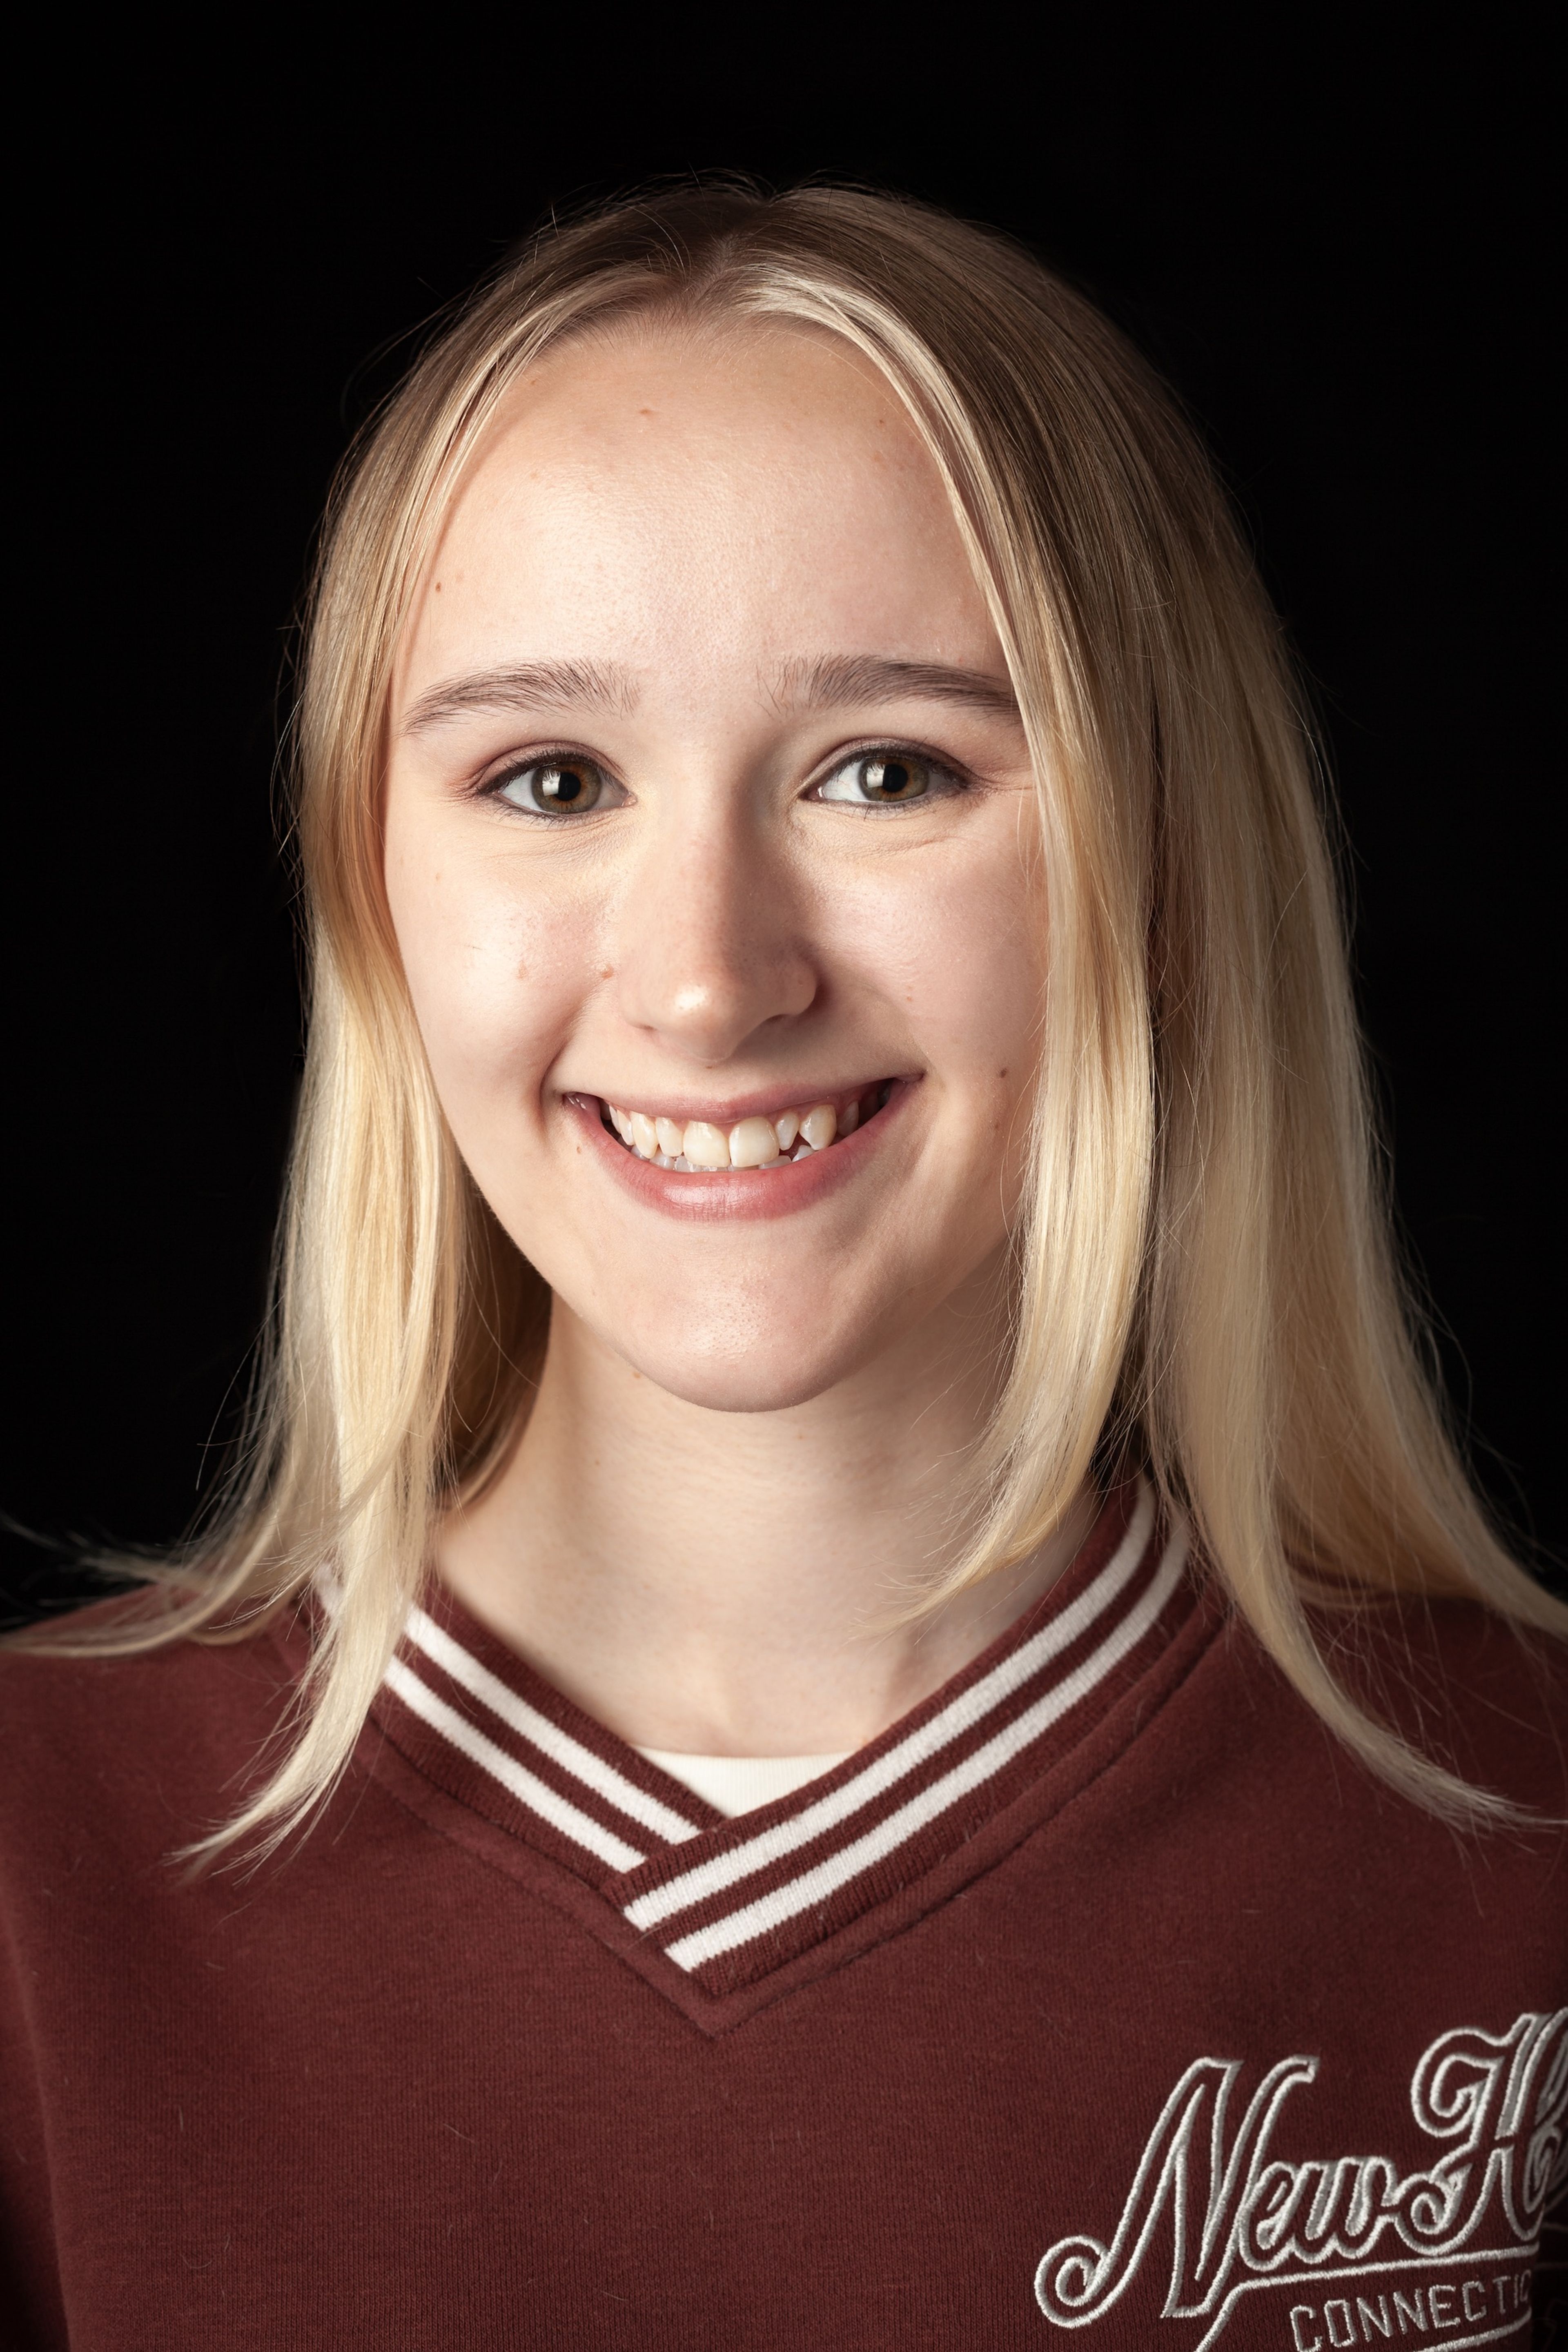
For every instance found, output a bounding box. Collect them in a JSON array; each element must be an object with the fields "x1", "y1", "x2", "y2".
[{"x1": 2, "y1": 184, "x2": 1563, "y2": 2352}]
